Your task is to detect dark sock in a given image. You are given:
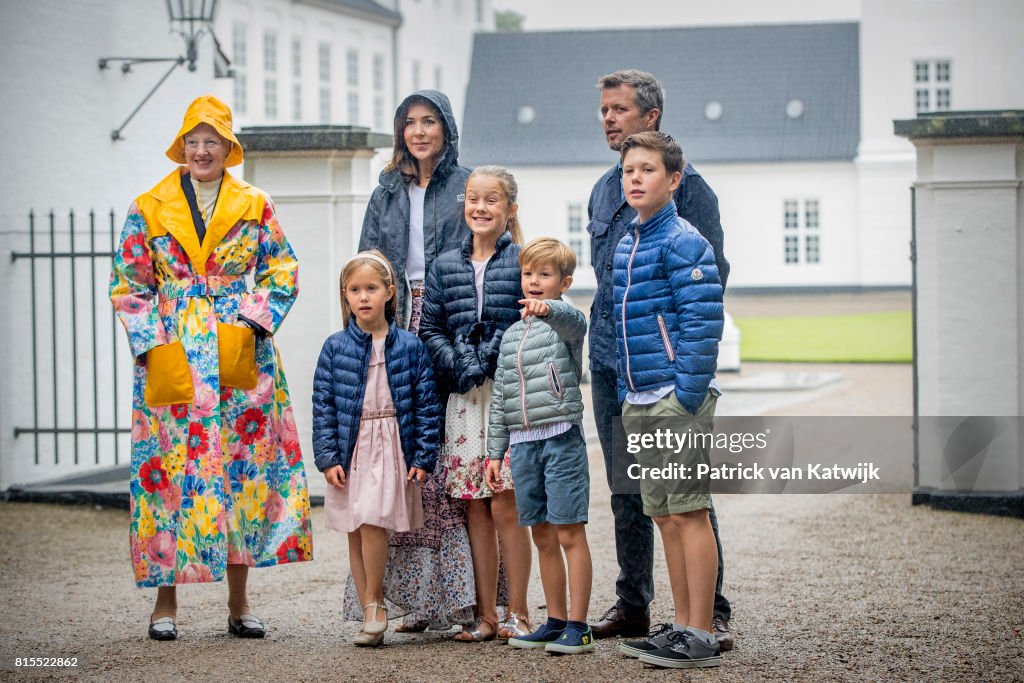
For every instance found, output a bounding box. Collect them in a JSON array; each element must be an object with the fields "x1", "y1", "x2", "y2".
[
  {"x1": 567, "y1": 620, "x2": 588, "y2": 631},
  {"x1": 546, "y1": 617, "x2": 567, "y2": 630}
]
